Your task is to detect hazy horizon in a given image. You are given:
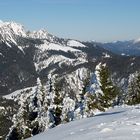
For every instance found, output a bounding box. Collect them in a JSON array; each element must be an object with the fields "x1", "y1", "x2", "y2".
[{"x1": 0, "y1": 0, "x2": 140, "y2": 42}]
